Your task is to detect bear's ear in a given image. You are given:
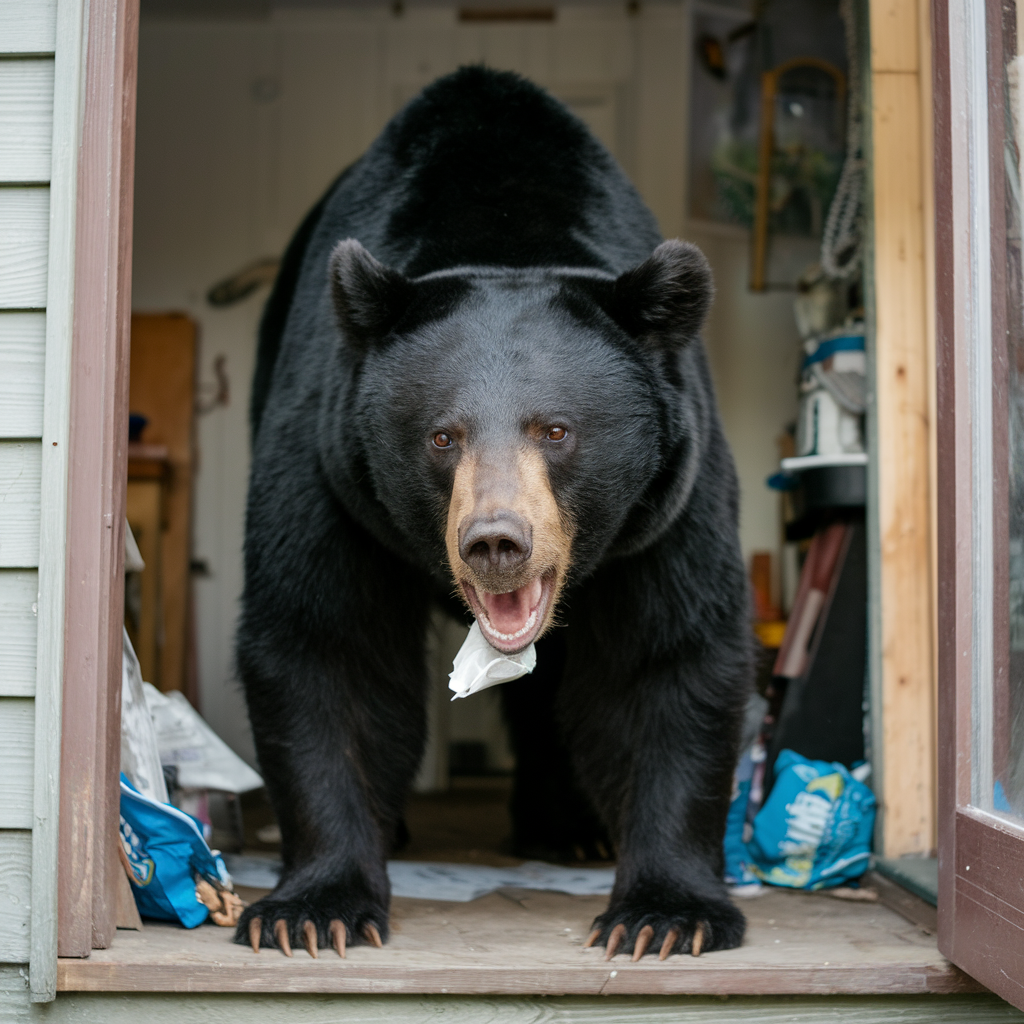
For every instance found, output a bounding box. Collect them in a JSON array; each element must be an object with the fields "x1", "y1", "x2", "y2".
[
  {"x1": 330, "y1": 239, "x2": 415, "y2": 351},
  {"x1": 600, "y1": 240, "x2": 713, "y2": 347}
]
